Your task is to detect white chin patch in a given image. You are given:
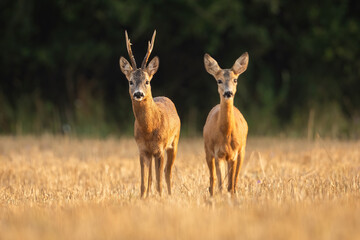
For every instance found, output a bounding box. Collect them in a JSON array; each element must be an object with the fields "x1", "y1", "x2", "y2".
[
  {"x1": 133, "y1": 97, "x2": 144, "y2": 101},
  {"x1": 223, "y1": 96, "x2": 233, "y2": 100}
]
